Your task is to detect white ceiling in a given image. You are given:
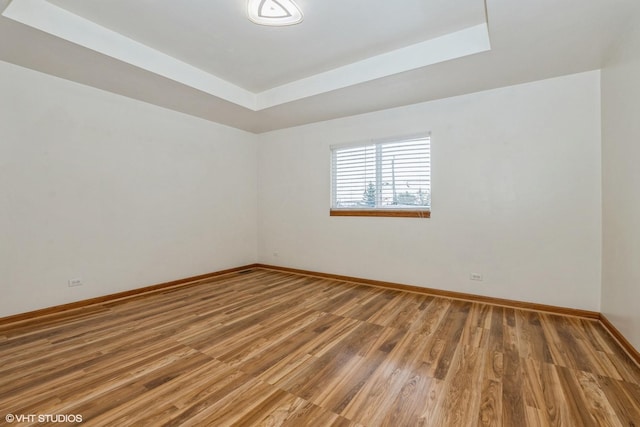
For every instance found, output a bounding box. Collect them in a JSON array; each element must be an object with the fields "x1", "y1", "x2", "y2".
[
  {"x1": 46, "y1": 0, "x2": 487, "y2": 92},
  {"x1": 0, "y1": 0, "x2": 639, "y2": 133}
]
